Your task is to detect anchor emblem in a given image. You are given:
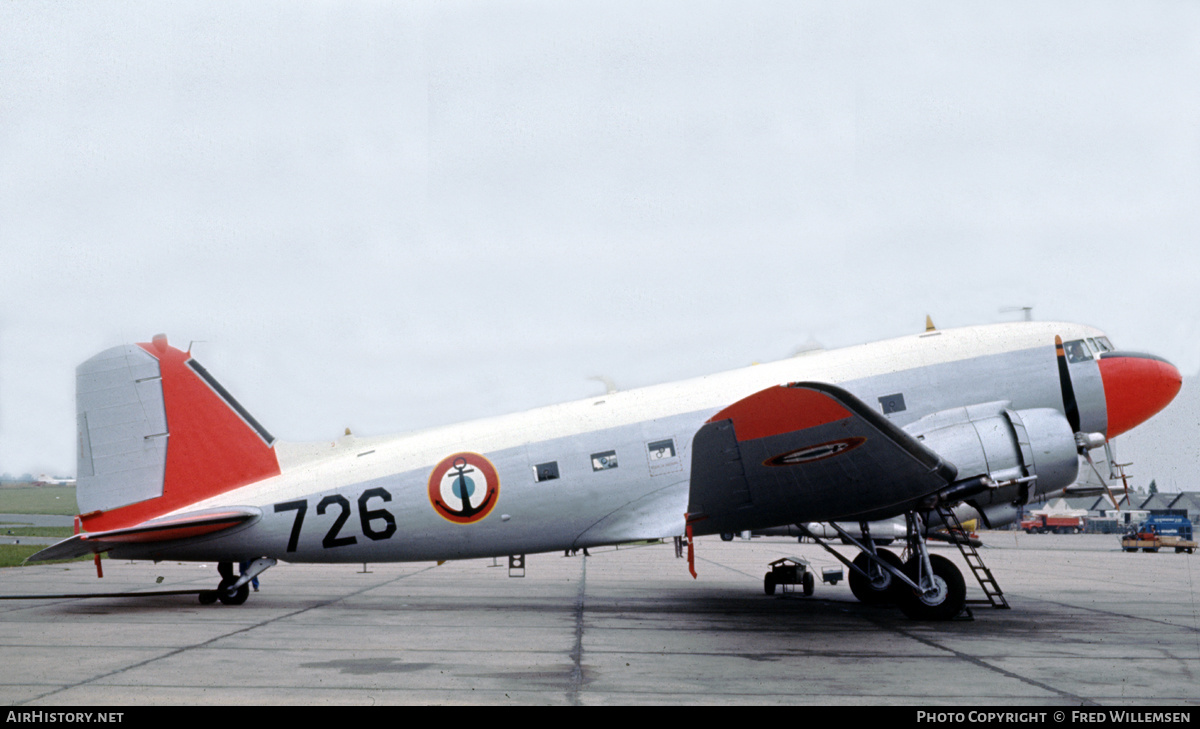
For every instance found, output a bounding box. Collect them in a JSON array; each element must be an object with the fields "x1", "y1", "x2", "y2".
[{"x1": 428, "y1": 452, "x2": 500, "y2": 524}]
